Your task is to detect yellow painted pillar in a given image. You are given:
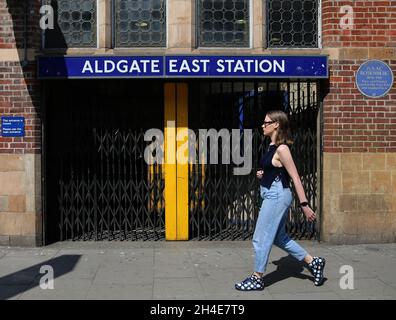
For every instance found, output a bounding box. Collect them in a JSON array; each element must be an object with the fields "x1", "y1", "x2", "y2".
[
  {"x1": 164, "y1": 83, "x2": 189, "y2": 240},
  {"x1": 164, "y1": 83, "x2": 177, "y2": 240},
  {"x1": 176, "y1": 83, "x2": 189, "y2": 240}
]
